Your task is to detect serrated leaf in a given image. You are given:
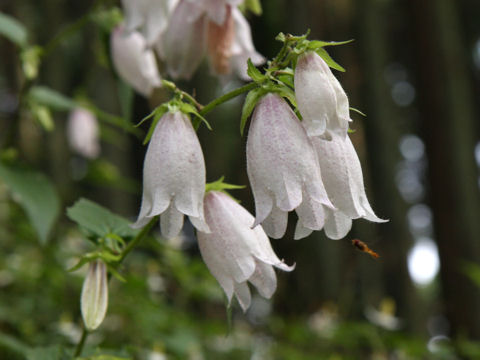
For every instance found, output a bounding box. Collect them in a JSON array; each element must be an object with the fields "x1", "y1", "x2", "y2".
[
  {"x1": 29, "y1": 86, "x2": 76, "y2": 111},
  {"x1": 246, "y1": 58, "x2": 264, "y2": 82},
  {"x1": 0, "y1": 162, "x2": 59, "y2": 244},
  {"x1": 240, "y1": 88, "x2": 267, "y2": 136},
  {"x1": 244, "y1": 0, "x2": 262, "y2": 15},
  {"x1": 308, "y1": 39, "x2": 354, "y2": 49},
  {"x1": 67, "y1": 198, "x2": 139, "y2": 238},
  {"x1": 315, "y1": 48, "x2": 345, "y2": 72},
  {"x1": 0, "y1": 12, "x2": 28, "y2": 47}
]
